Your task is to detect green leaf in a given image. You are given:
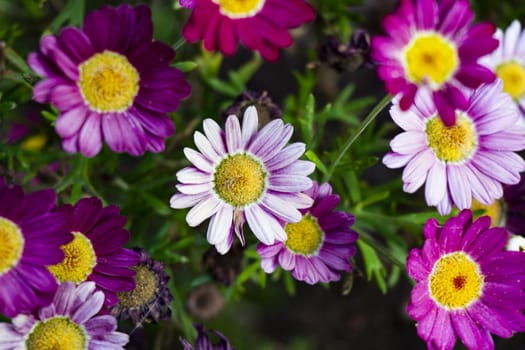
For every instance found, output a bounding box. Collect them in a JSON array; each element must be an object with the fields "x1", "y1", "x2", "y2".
[
  {"x1": 237, "y1": 261, "x2": 260, "y2": 286},
  {"x1": 172, "y1": 61, "x2": 198, "y2": 72},
  {"x1": 283, "y1": 271, "x2": 296, "y2": 295},
  {"x1": 304, "y1": 150, "x2": 325, "y2": 174},
  {"x1": 357, "y1": 240, "x2": 387, "y2": 294},
  {"x1": 299, "y1": 94, "x2": 315, "y2": 144}
]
